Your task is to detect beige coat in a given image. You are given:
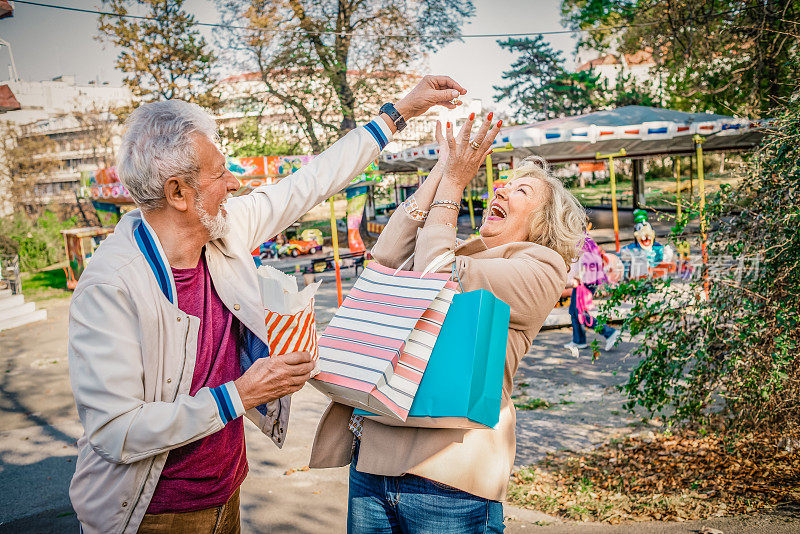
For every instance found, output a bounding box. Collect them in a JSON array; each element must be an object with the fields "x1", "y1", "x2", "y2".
[{"x1": 309, "y1": 209, "x2": 567, "y2": 501}]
